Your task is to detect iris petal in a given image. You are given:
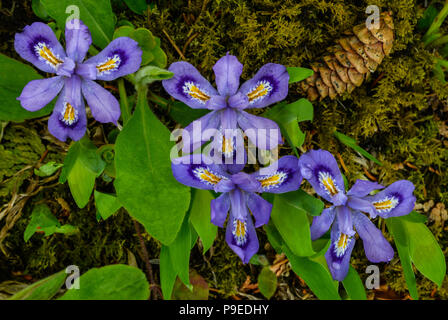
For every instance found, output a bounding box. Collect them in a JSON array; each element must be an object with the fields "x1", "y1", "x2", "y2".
[
  {"x1": 246, "y1": 192, "x2": 272, "y2": 227},
  {"x1": 14, "y1": 22, "x2": 67, "y2": 74},
  {"x1": 171, "y1": 154, "x2": 231, "y2": 190},
  {"x1": 48, "y1": 76, "x2": 86, "y2": 142},
  {"x1": 251, "y1": 155, "x2": 302, "y2": 193},
  {"x1": 237, "y1": 110, "x2": 283, "y2": 150},
  {"x1": 83, "y1": 37, "x2": 142, "y2": 81},
  {"x1": 81, "y1": 79, "x2": 121, "y2": 124},
  {"x1": 17, "y1": 76, "x2": 64, "y2": 111},
  {"x1": 211, "y1": 193, "x2": 230, "y2": 228},
  {"x1": 162, "y1": 61, "x2": 218, "y2": 109},
  {"x1": 225, "y1": 208, "x2": 259, "y2": 264},
  {"x1": 65, "y1": 19, "x2": 92, "y2": 63},
  {"x1": 353, "y1": 211, "x2": 394, "y2": 263},
  {"x1": 213, "y1": 53, "x2": 243, "y2": 96},
  {"x1": 310, "y1": 206, "x2": 336, "y2": 240},
  {"x1": 235, "y1": 63, "x2": 289, "y2": 109},
  {"x1": 325, "y1": 219, "x2": 356, "y2": 281},
  {"x1": 366, "y1": 180, "x2": 416, "y2": 218},
  {"x1": 298, "y1": 149, "x2": 346, "y2": 204}
]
